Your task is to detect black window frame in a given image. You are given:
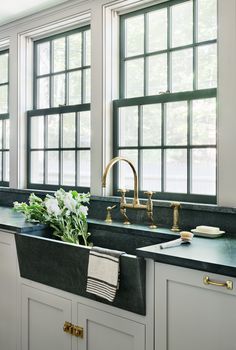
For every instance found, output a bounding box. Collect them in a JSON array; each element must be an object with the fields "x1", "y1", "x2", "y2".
[
  {"x1": 113, "y1": 0, "x2": 217, "y2": 204},
  {"x1": 0, "y1": 49, "x2": 10, "y2": 187},
  {"x1": 27, "y1": 26, "x2": 91, "y2": 192}
]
